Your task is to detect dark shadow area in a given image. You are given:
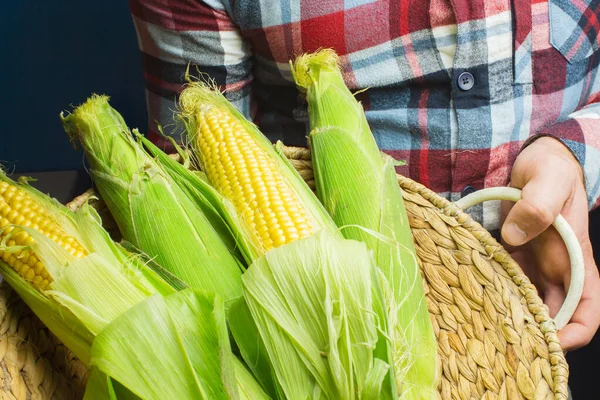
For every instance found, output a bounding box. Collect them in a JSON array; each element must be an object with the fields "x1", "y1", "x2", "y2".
[
  {"x1": 567, "y1": 207, "x2": 600, "y2": 399},
  {"x1": 11, "y1": 171, "x2": 92, "y2": 205},
  {"x1": 0, "y1": 1, "x2": 147, "y2": 173}
]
